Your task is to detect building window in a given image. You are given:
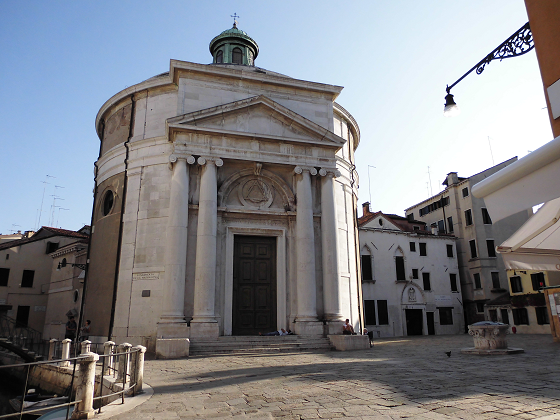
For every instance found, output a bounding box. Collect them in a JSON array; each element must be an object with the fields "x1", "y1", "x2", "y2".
[
  {"x1": 510, "y1": 276, "x2": 523, "y2": 293},
  {"x1": 409, "y1": 242, "x2": 416, "y2": 252},
  {"x1": 437, "y1": 220, "x2": 445, "y2": 233},
  {"x1": 476, "y1": 302, "x2": 485, "y2": 313},
  {"x1": 447, "y1": 216, "x2": 454, "y2": 233},
  {"x1": 439, "y1": 307, "x2": 453, "y2": 325},
  {"x1": 491, "y1": 272, "x2": 501, "y2": 289},
  {"x1": 395, "y1": 256, "x2": 406, "y2": 281},
  {"x1": 489, "y1": 309, "x2": 498, "y2": 322},
  {"x1": 487, "y1": 240, "x2": 496, "y2": 258},
  {"x1": 450, "y1": 273, "x2": 458, "y2": 292},
  {"x1": 482, "y1": 208, "x2": 492, "y2": 224},
  {"x1": 512, "y1": 308, "x2": 529, "y2": 325},
  {"x1": 413, "y1": 226, "x2": 420, "y2": 231},
  {"x1": 473, "y1": 273, "x2": 482, "y2": 289},
  {"x1": 232, "y1": 47, "x2": 243, "y2": 64},
  {"x1": 361, "y1": 255, "x2": 373, "y2": 281},
  {"x1": 103, "y1": 190, "x2": 114, "y2": 216},
  {"x1": 0, "y1": 268, "x2": 9, "y2": 287},
  {"x1": 21, "y1": 270, "x2": 34, "y2": 288},
  {"x1": 46, "y1": 241, "x2": 59, "y2": 254},
  {"x1": 422, "y1": 272, "x2": 431, "y2": 291},
  {"x1": 378, "y1": 300, "x2": 389, "y2": 325},
  {"x1": 419, "y1": 242, "x2": 427, "y2": 256},
  {"x1": 536, "y1": 307, "x2": 550, "y2": 325},
  {"x1": 464, "y1": 209, "x2": 473, "y2": 226},
  {"x1": 501, "y1": 309, "x2": 509, "y2": 324},
  {"x1": 407, "y1": 213, "x2": 414, "y2": 221},
  {"x1": 412, "y1": 268, "x2": 418, "y2": 279},
  {"x1": 364, "y1": 300, "x2": 376, "y2": 325},
  {"x1": 531, "y1": 272, "x2": 546, "y2": 291},
  {"x1": 469, "y1": 240, "x2": 478, "y2": 259},
  {"x1": 216, "y1": 50, "x2": 223, "y2": 63},
  {"x1": 446, "y1": 244, "x2": 453, "y2": 258},
  {"x1": 462, "y1": 187, "x2": 469, "y2": 198}
]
